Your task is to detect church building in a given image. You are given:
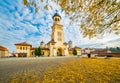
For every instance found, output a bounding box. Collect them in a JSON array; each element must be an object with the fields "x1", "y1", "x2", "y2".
[
  {"x1": 15, "y1": 12, "x2": 82, "y2": 57},
  {"x1": 40, "y1": 12, "x2": 68, "y2": 56},
  {"x1": 40, "y1": 12, "x2": 81, "y2": 56}
]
